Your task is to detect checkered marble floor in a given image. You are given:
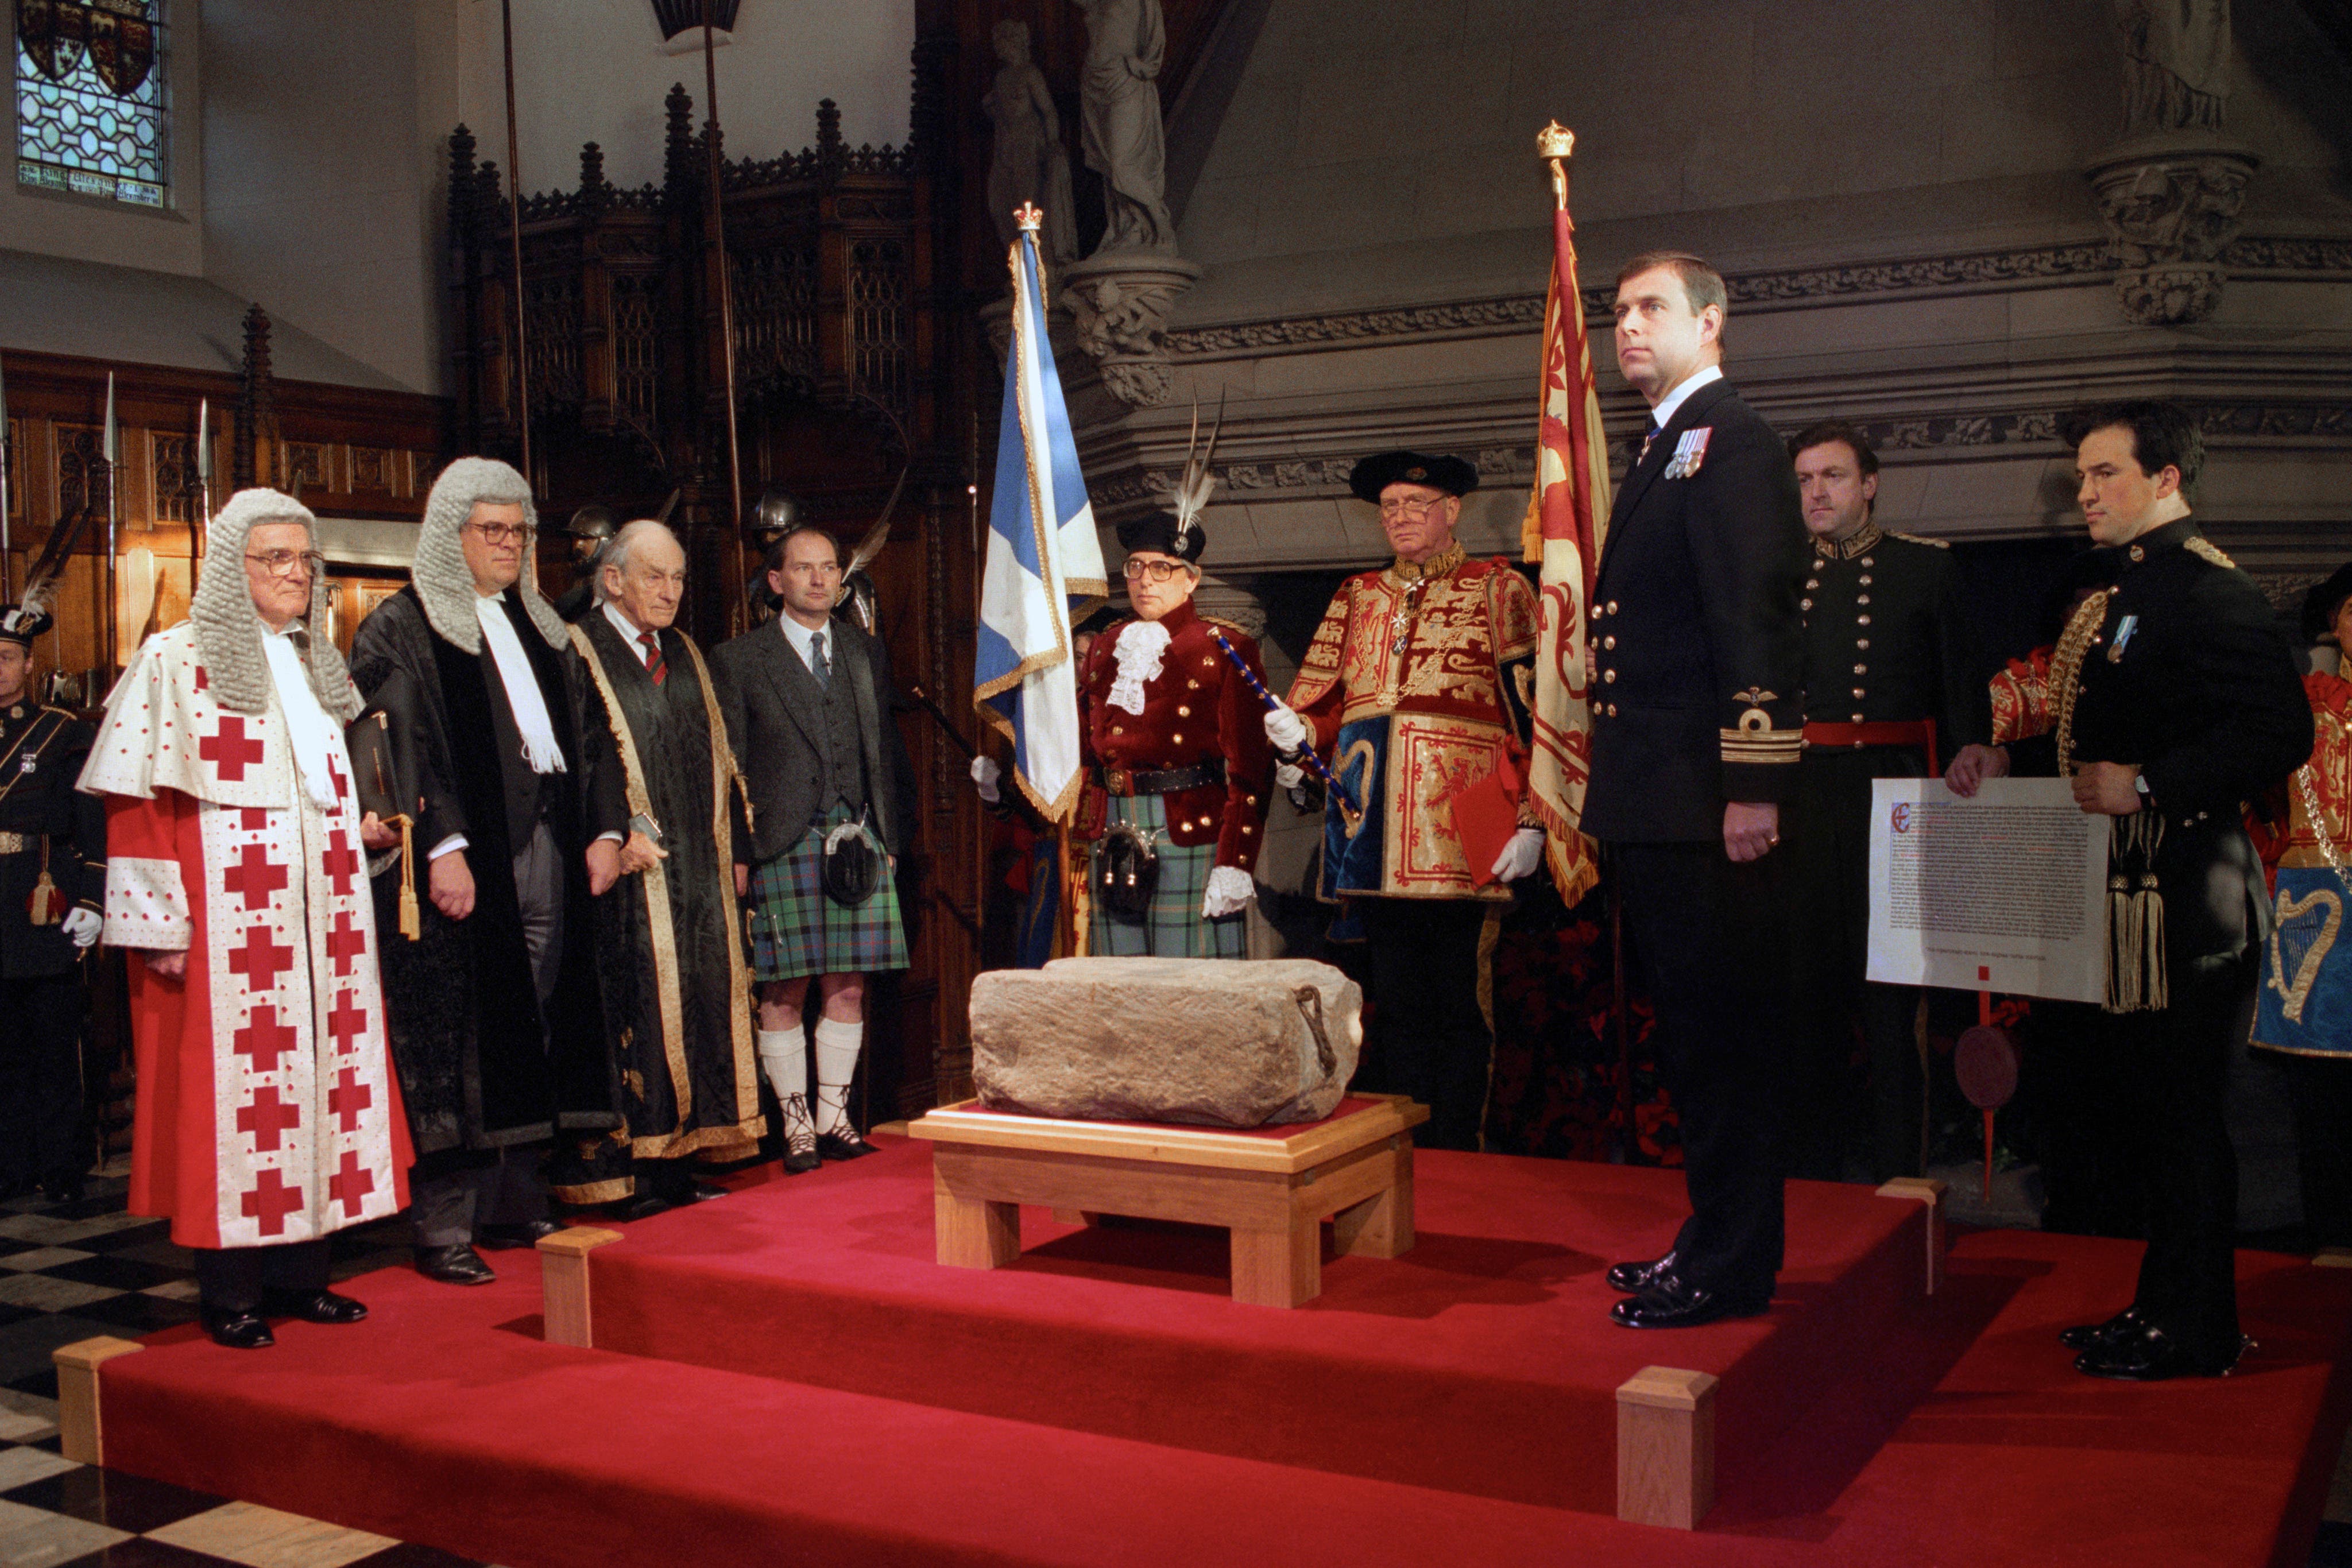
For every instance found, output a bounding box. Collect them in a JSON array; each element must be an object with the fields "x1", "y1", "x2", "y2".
[{"x1": 0, "y1": 1172, "x2": 484, "y2": 1568}]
